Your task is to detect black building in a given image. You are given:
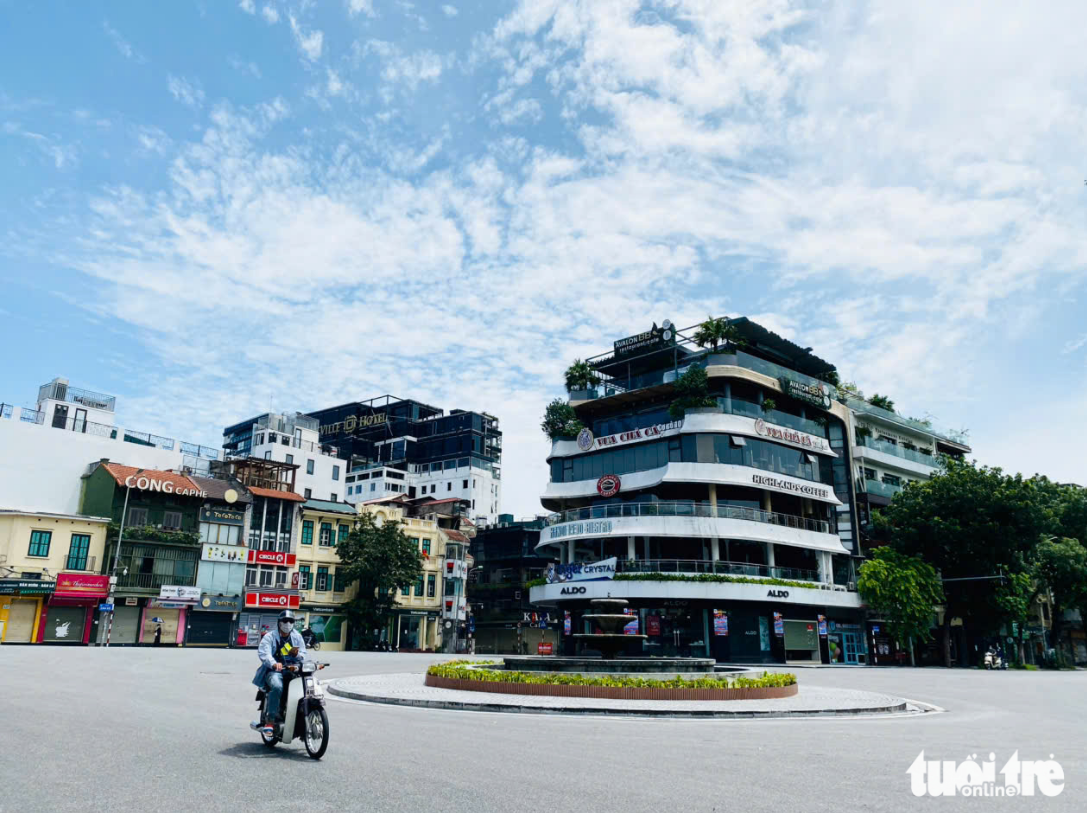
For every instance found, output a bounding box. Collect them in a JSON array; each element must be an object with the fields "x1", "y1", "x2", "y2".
[{"x1": 467, "y1": 515, "x2": 556, "y2": 654}]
